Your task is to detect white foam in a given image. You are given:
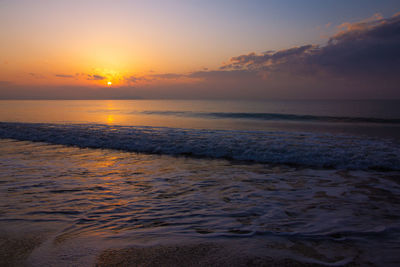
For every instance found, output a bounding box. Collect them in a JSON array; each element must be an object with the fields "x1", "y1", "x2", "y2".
[{"x1": 0, "y1": 122, "x2": 399, "y2": 170}]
